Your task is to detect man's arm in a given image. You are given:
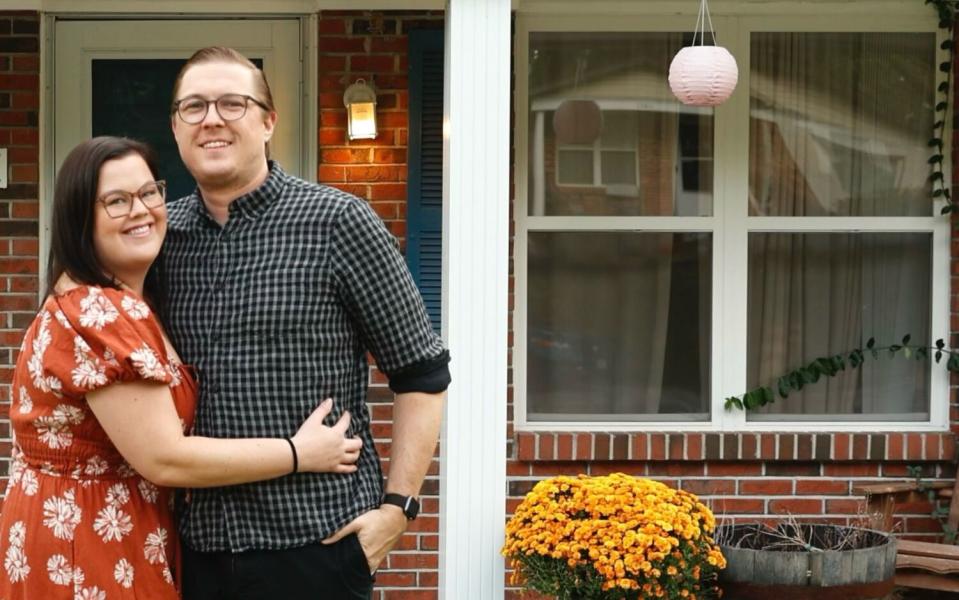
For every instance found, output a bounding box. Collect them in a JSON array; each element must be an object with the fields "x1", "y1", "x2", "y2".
[{"x1": 324, "y1": 390, "x2": 445, "y2": 571}]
